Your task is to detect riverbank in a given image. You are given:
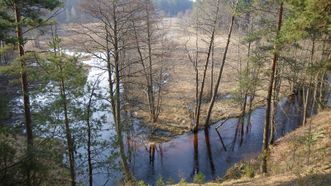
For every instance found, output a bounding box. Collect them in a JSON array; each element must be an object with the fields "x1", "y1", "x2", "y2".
[
  {"x1": 23, "y1": 20, "x2": 271, "y2": 143},
  {"x1": 117, "y1": 18, "x2": 268, "y2": 142},
  {"x1": 177, "y1": 108, "x2": 331, "y2": 186}
]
